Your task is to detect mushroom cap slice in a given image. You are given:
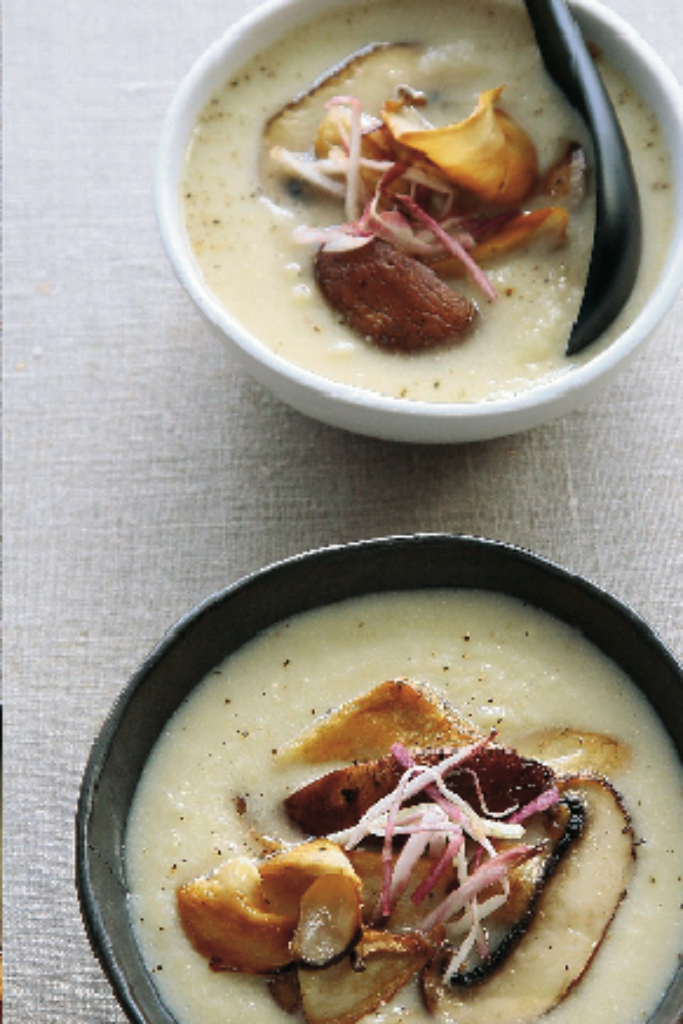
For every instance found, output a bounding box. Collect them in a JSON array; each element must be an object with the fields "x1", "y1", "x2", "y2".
[
  {"x1": 259, "y1": 838, "x2": 362, "y2": 918},
  {"x1": 421, "y1": 774, "x2": 635, "y2": 1022},
  {"x1": 313, "y1": 238, "x2": 477, "y2": 352},
  {"x1": 177, "y1": 856, "x2": 297, "y2": 974},
  {"x1": 540, "y1": 141, "x2": 589, "y2": 207},
  {"x1": 264, "y1": 43, "x2": 421, "y2": 153},
  {"x1": 292, "y1": 873, "x2": 363, "y2": 968},
  {"x1": 299, "y1": 927, "x2": 443, "y2": 1024},
  {"x1": 177, "y1": 839, "x2": 361, "y2": 974},
  {"x1": 285, "y1": 751, "x2": 402, "y2": 836},
  {"x1": 261, "y1": 43, "x2": 421, "y2": 205}
]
